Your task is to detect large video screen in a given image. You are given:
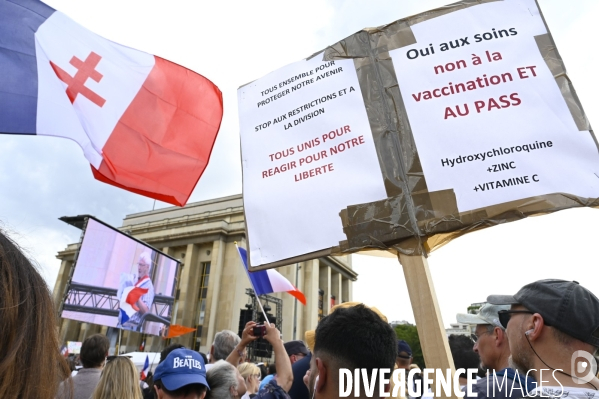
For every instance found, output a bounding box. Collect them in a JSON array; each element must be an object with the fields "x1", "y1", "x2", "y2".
[{"x1": 61, "y1": 218, "x2": 179, "y2": 336}]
